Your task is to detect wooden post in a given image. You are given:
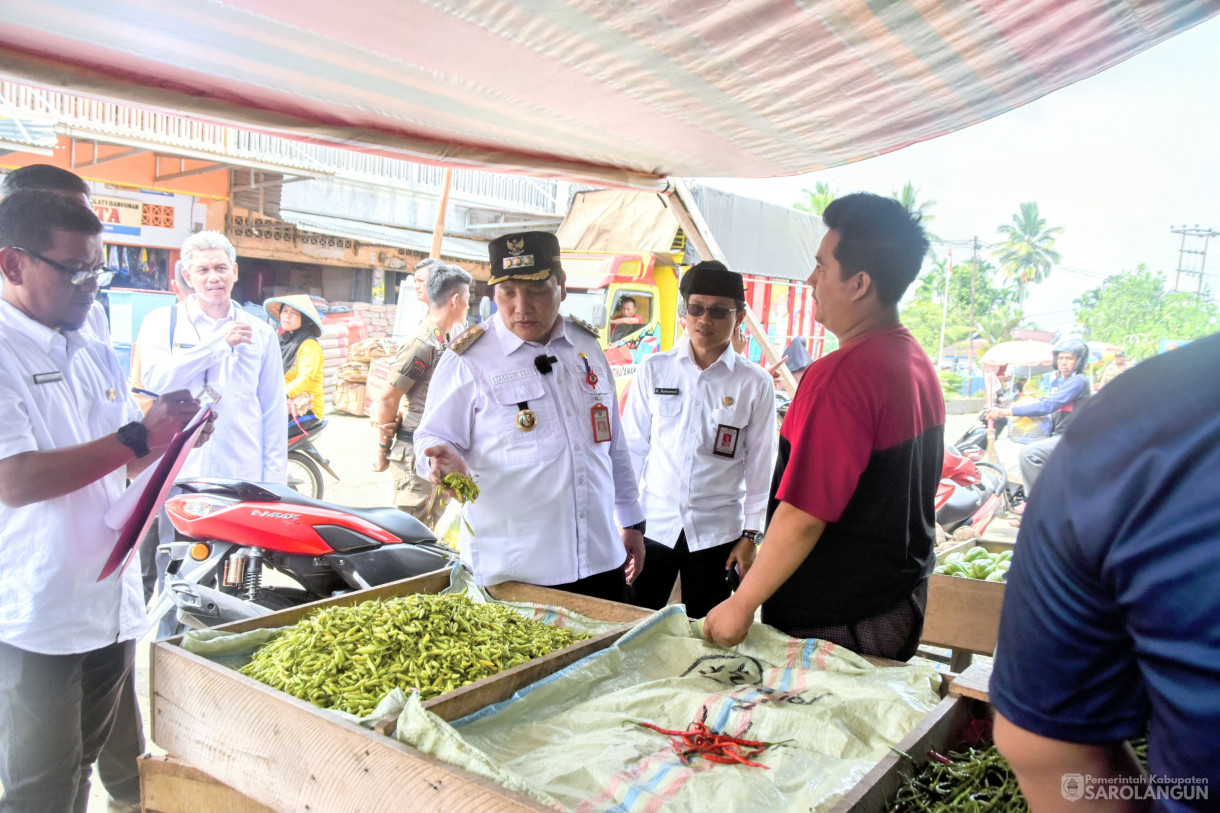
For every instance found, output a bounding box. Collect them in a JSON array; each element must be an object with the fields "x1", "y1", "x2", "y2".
[
  {"x1": 431, "y1": 168, "x2": 453, "y2": 259},
  {"x1": 665, "y1": 179, "x2": 798, "y2": 396}
]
